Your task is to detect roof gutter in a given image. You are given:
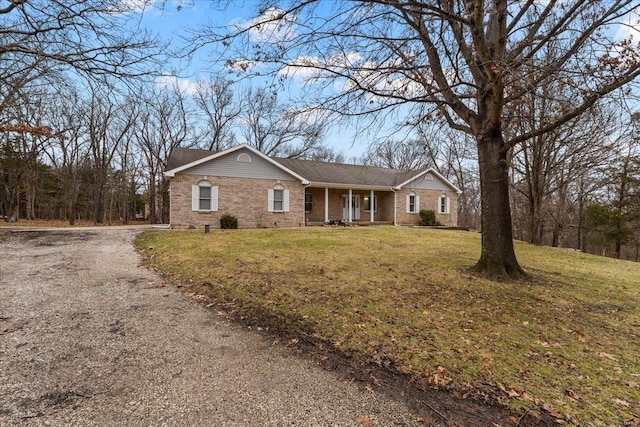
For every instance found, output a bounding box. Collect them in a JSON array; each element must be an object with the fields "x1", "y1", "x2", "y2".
[{"x1": 308, "y1": 182, "x2": 392, "y2": 191}]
